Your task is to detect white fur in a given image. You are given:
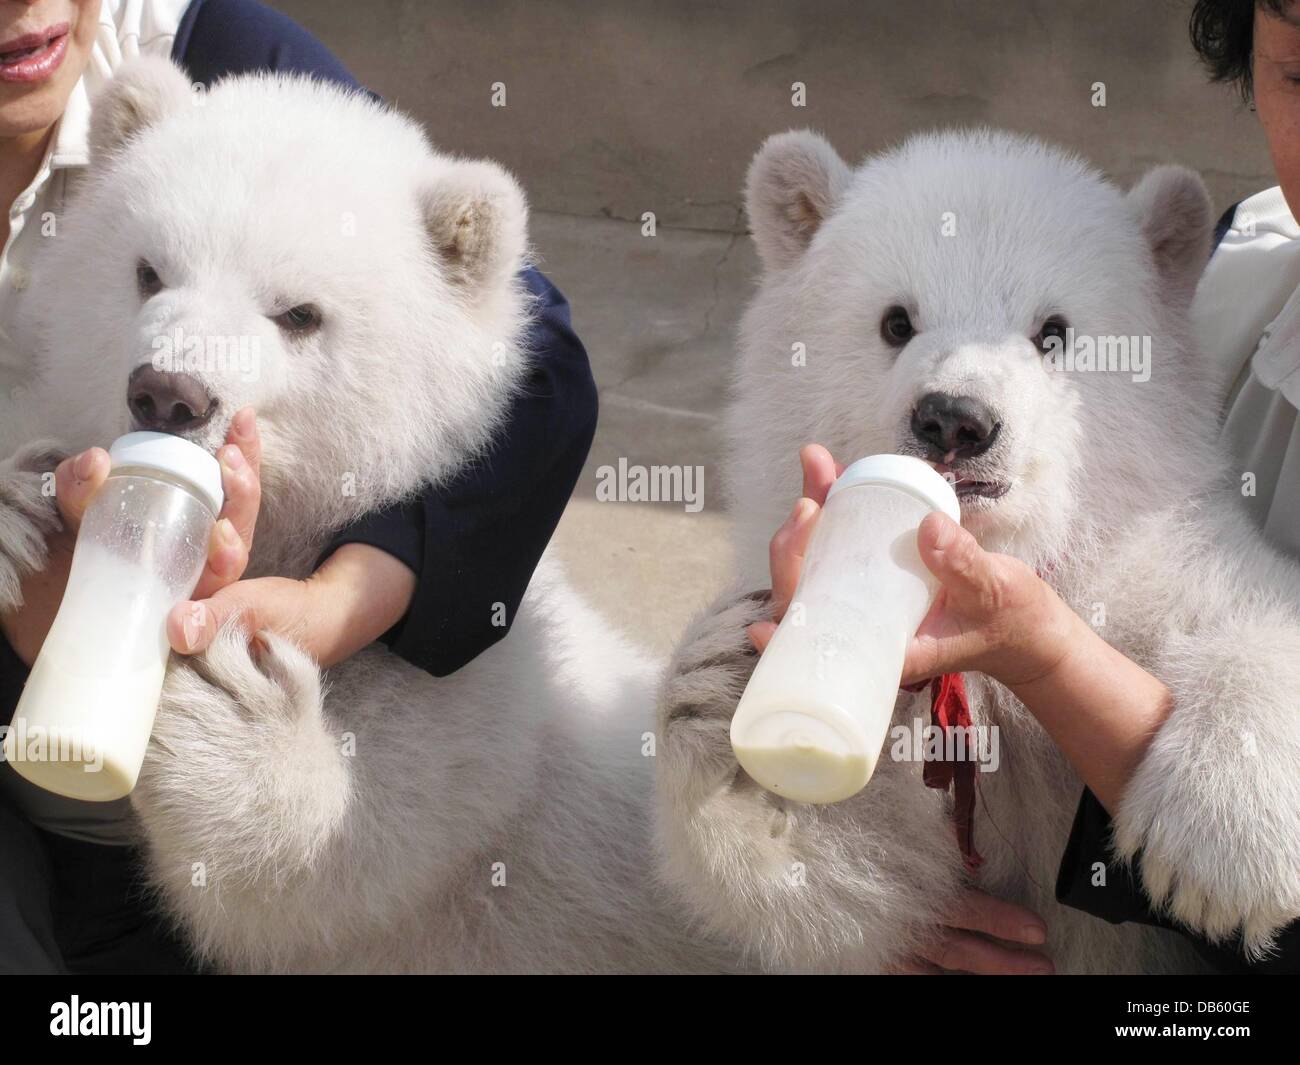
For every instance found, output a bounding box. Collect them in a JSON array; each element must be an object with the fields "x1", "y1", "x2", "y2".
[
  {"x1": 654, "y1": 128, "x2": 1300, "y2": 972},
  {"x1": 6, "y1": 59, "x2": 534, "y2": 578},
  {"x1": 5, "y1": 65, "x2": 1295, "y2": 973},
  {"x1": 0, "y1": 59, "x2": 733, "y2": 973}
]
